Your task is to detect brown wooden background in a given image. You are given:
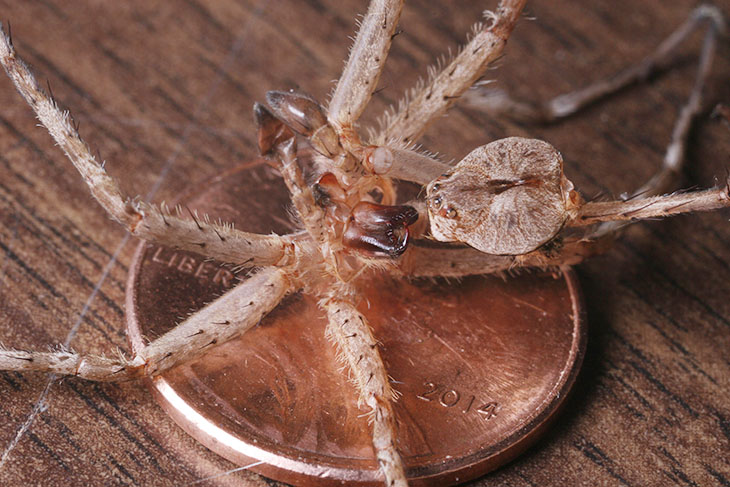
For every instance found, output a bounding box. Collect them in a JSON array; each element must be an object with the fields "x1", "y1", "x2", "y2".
[{"x1": 0, "y1": 1, "x2": 729, "y2": 485}]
